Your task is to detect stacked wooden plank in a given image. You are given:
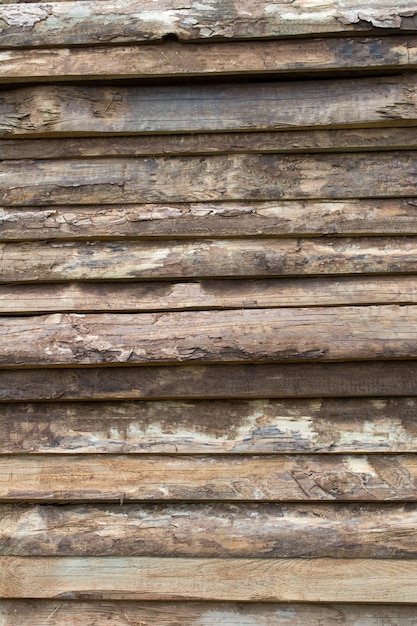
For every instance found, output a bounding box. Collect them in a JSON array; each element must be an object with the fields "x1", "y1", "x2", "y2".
[{"x1": 1, "y1": 1, "x2": 417, "y2": 623}]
